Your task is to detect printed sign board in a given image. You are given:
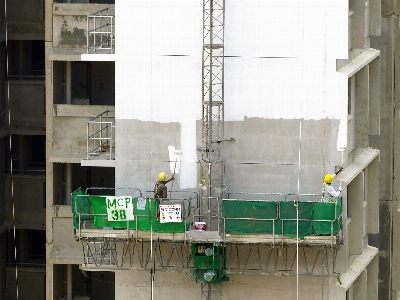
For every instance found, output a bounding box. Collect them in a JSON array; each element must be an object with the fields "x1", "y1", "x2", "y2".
[
  {"x1": 106, "y1": 196, "x2": 134, "y2": 221},
  {"x1": 159, "y1": 204, "x2": 182, "y2": 223}
]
